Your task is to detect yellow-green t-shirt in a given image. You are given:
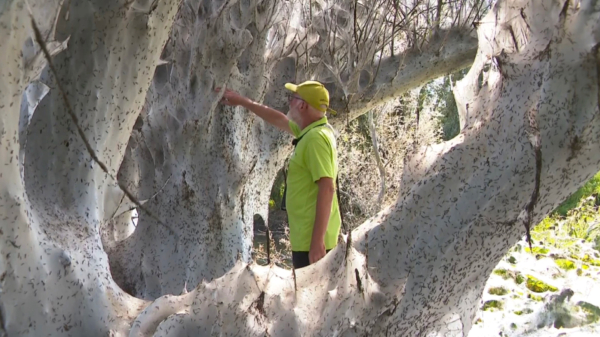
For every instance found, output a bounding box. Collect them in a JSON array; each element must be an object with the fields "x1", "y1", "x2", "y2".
[{"x1": 287, "y1": 117, "x2": 341, "y2": 251}]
